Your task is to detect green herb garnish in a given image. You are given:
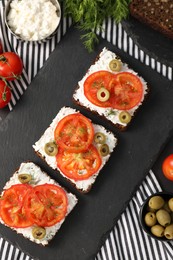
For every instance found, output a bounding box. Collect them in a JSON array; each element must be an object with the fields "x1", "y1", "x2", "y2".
[
  {"x1": 62, "y1": 0, "x2": 131, "y2": 52},
  {"x1": 106, "y1": 109, "x2": 117, "y2": 117}
]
